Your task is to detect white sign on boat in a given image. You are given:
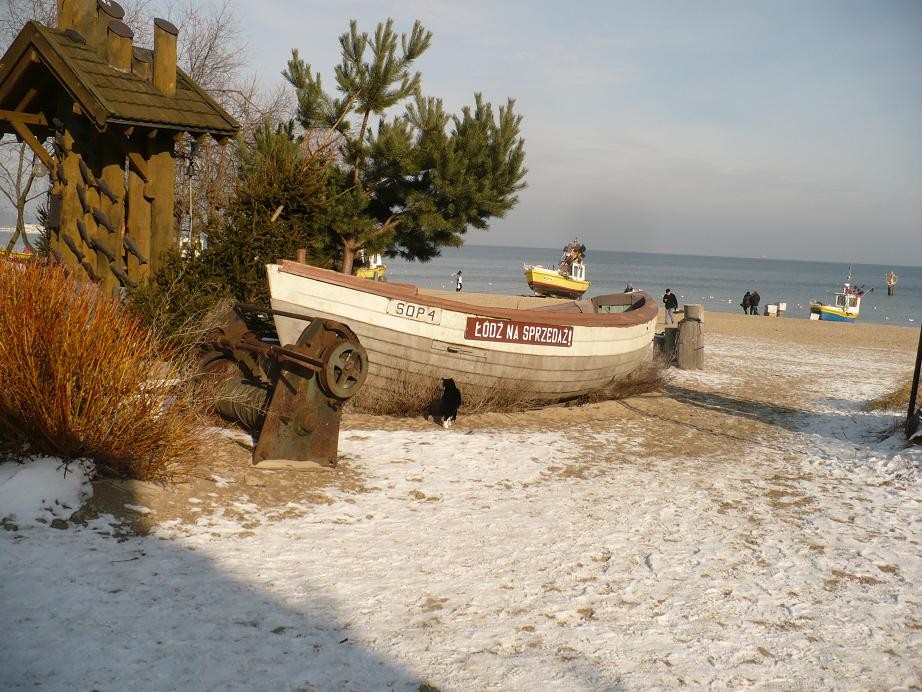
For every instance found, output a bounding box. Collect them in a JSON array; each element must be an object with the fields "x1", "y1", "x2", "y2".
[
  {"x1": 386, "y1": 299, "x2": 442, "y2": 324},
  {"x1": 465, "y1": 317, "x2": 573, "y2": 347}
]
